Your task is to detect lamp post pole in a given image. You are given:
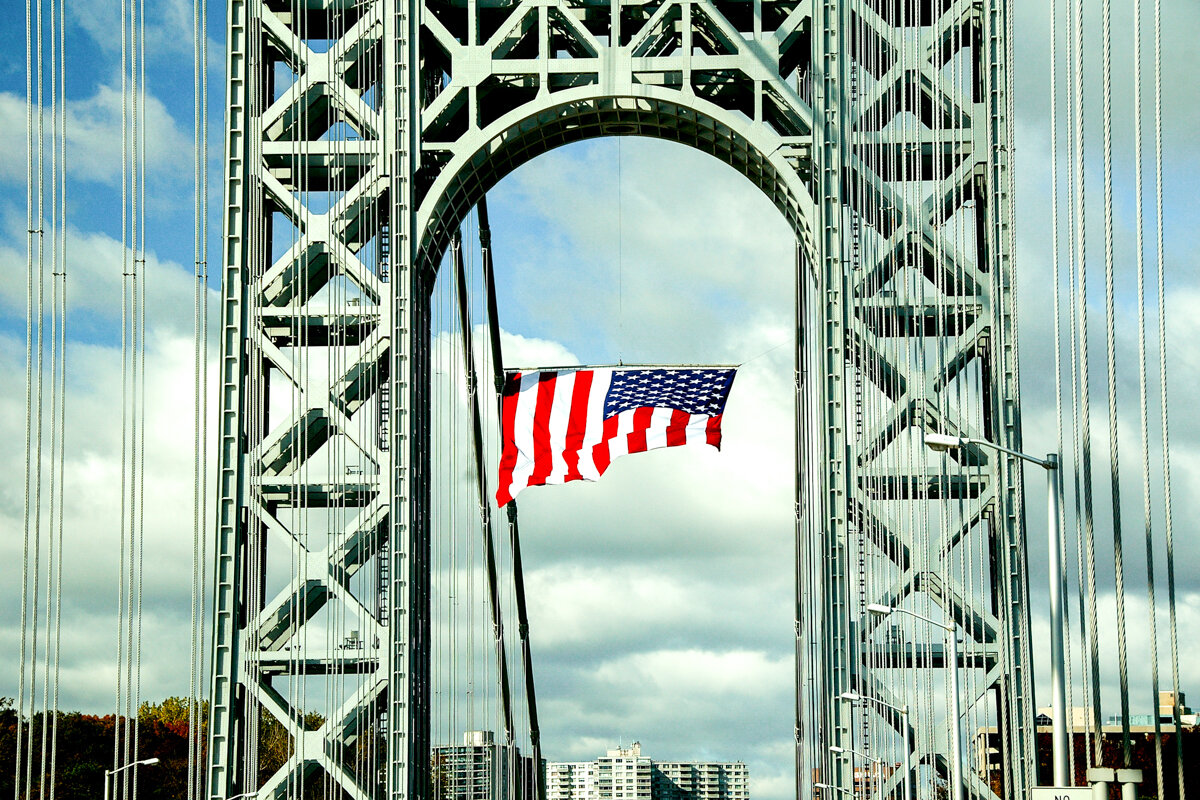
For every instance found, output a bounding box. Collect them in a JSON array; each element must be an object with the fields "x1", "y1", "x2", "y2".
[
  {"x1": 840, "y1": 693, "x2": 911, "y2": 800},
  {"x1": 829, "y1": 746, "x2": 882, "y2": 798},
  {"x1": 923, "y1": 432, "x2": 1069, "y2": 786},
  {"x1": 867, "y1": 604, "x2": 963, "y2": 800},
  {"x1": 947, "y1": 630, "x2": 963, "y2": 800},
  {"x1": 1045, "y1": 452, "x2": 1068, "y2": 785},
  {"x1": 103, "y1": 757, "x2": 160, "y2": 800}
]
